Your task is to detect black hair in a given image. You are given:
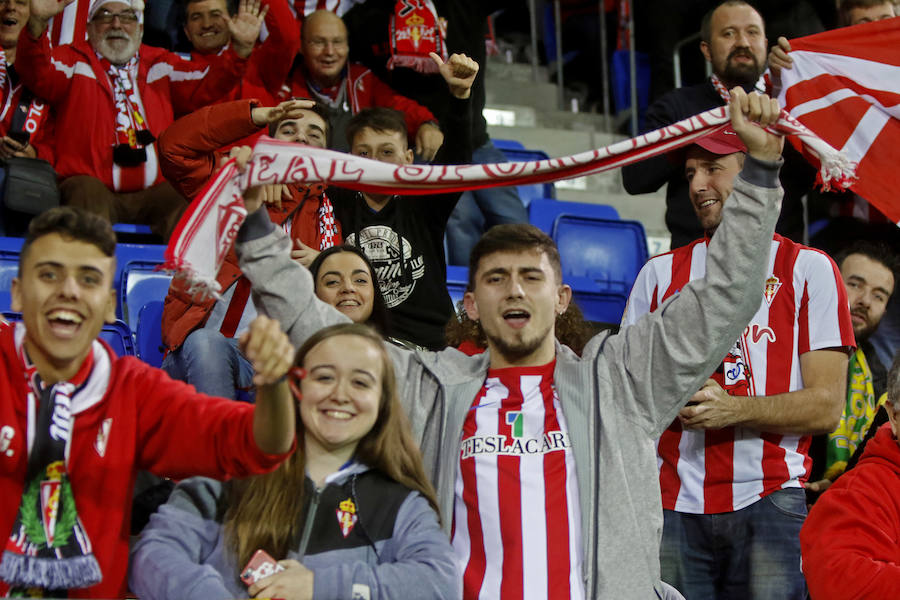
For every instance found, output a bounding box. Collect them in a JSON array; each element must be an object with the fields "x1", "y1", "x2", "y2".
[
  {"x1": 20, "y1": 207, "x2": 116, "y2": 276},
  {"x1": 835, "y1": 239, "x2": 900, "y2": 294},
  {"x1": 467, "y1": 224, "x2": 562, "y2": 290},
  {"x1": 308, "y1": 244, "x2": 392, "y2": 336},
  {"x1": 267, "y1": 102, "x2": 332, "y2": 147},
  {"x1": 345, "y1": 107, "x2": 409, "y2": 149}
]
